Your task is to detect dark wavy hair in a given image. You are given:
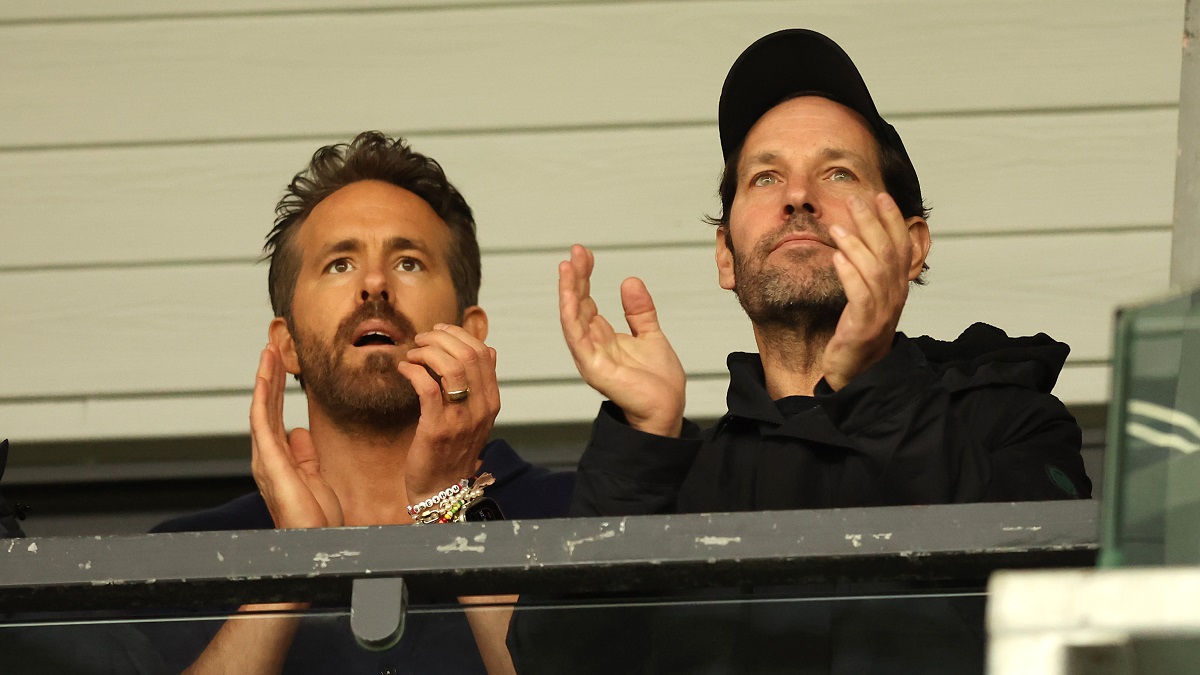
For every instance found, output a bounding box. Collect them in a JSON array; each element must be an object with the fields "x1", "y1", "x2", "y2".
[{"x1": 265, "y1": 131, "x2": 481, "y2": 322}]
